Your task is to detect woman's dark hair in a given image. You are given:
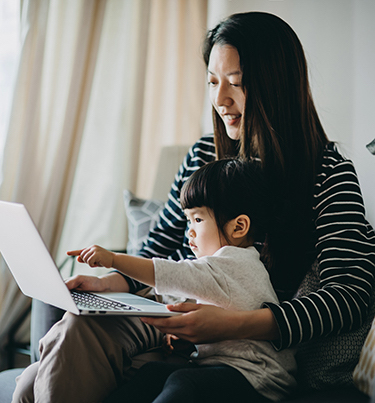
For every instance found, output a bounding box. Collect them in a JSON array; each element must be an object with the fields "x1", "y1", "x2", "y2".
[
  {"x1": 180, "y1": 158, "x2": 270, "y2": 243},
  {"x1": 203, "y1": 12, "x2": 329, "y2": 296}
]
